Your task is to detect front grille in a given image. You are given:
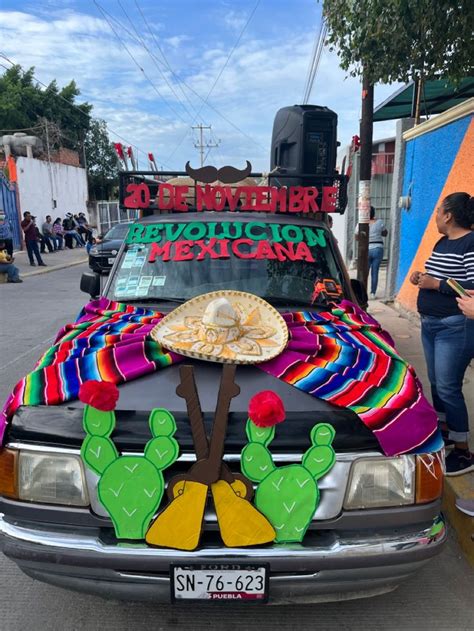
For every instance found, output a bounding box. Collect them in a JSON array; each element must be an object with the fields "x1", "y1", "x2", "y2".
[{"x1": 85, "y1": 451, "x2": 355, "y2": 526}]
